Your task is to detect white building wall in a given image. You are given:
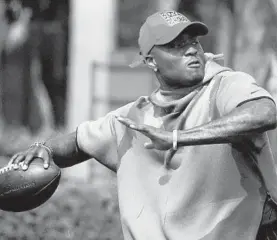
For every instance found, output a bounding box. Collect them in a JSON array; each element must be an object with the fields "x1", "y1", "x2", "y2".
[{"x1": 65, "y1": 0, "x2": 117, "y2": 180}]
